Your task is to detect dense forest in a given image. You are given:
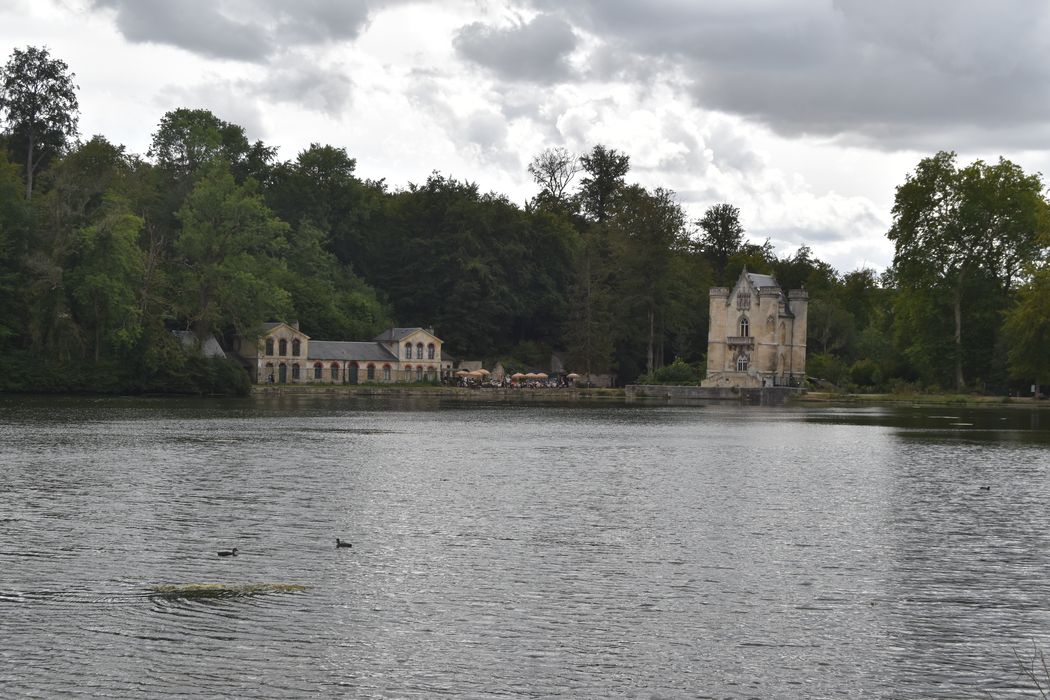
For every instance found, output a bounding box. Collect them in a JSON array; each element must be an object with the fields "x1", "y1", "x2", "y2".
[{"x1": 1, "y1": 46, "x2": 1048, "y2": 395}]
